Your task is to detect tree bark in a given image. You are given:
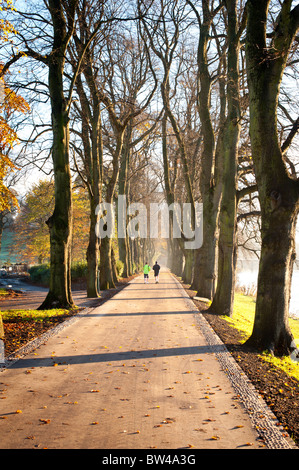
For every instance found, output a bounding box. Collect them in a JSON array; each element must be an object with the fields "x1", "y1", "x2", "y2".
[
  {"x1": 99, "y1": 236, "x2": 115, "y2": 290},
  {"x1": 244, "y1": 0, "x2": 299, "y2": 355}
]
